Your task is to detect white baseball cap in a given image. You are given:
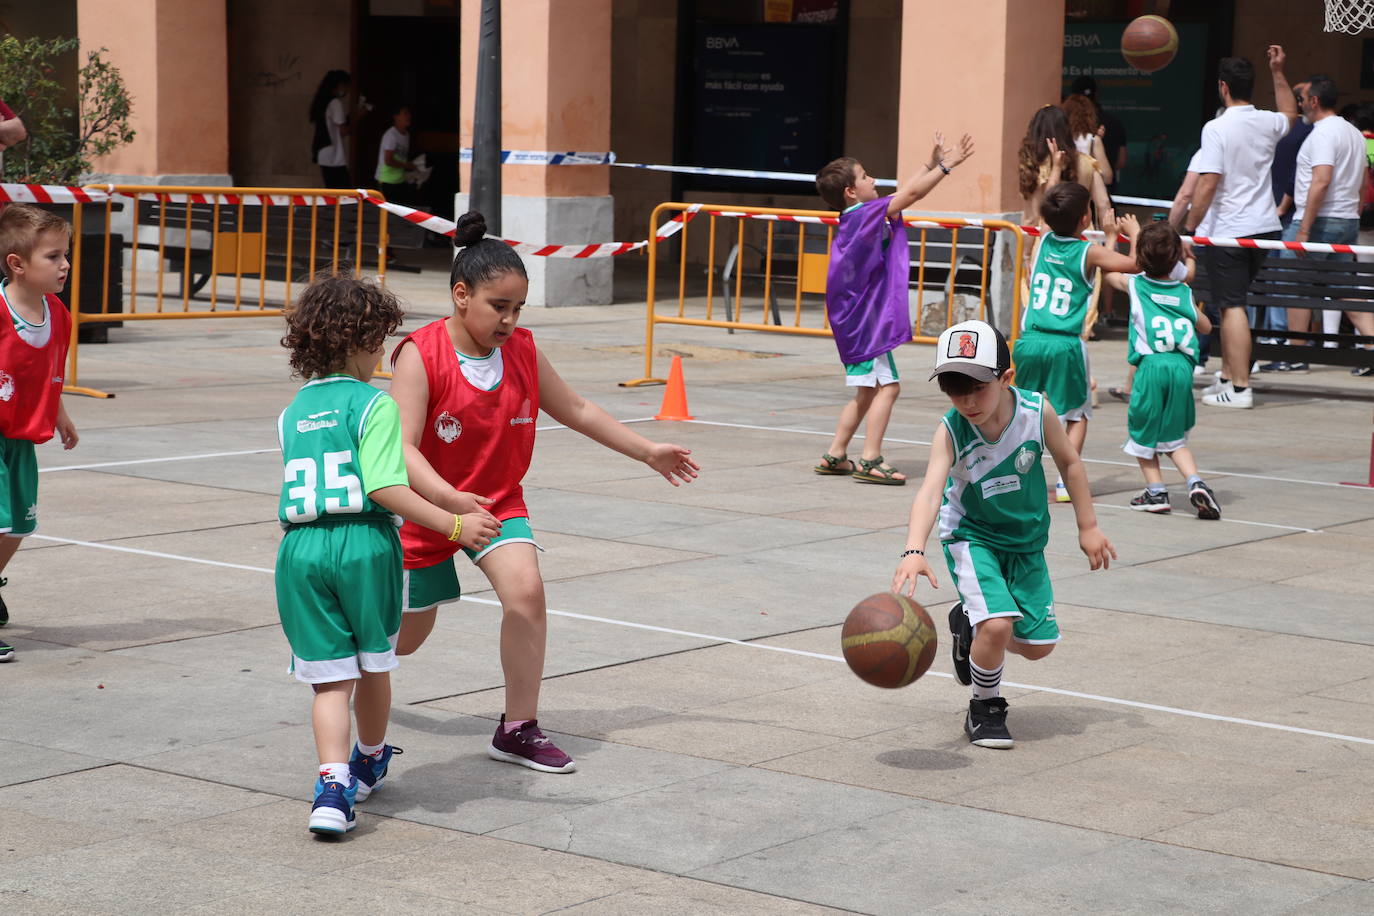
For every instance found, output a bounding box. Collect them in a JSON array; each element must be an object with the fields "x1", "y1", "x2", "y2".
[{"x1": 929, "y1": 320, "x2": 1011, "y2": 382}]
